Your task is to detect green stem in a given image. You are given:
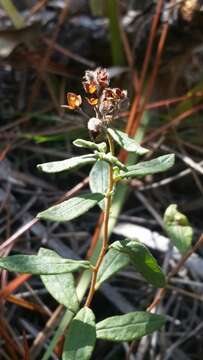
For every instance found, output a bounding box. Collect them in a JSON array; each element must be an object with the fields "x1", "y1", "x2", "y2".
[
  {"x1": 0, "y1": 0, "x2": 25, "y2": 29},
  {"x1": 85, "y1": 134, "x2": 114, "y2": 307}
]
